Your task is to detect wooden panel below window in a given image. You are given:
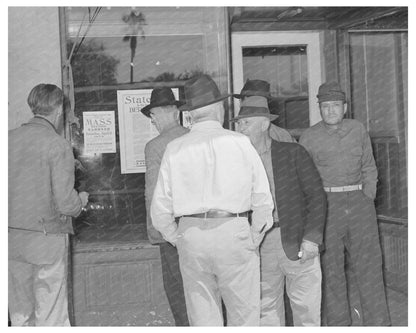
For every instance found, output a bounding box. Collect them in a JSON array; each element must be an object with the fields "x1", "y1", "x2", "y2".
[{"x1": 72, "y1": 241, "x2": 174, "y2": 326}]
